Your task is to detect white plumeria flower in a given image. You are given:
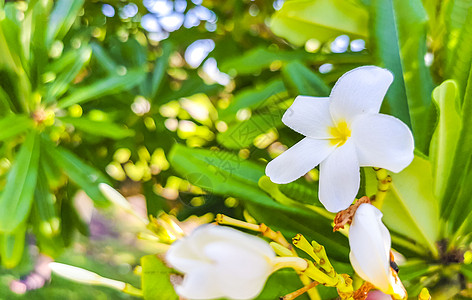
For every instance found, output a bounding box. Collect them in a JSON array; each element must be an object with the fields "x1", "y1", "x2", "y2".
[
  {"x1": 349, "y1": 204, "x2": 407, "y2": 299},
  {"x1": 265, "y1": 66, "x2": 414, "y2": 212},
  {"x1": 166, "y1": 225, "x2": 277, "y2": 300}
]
